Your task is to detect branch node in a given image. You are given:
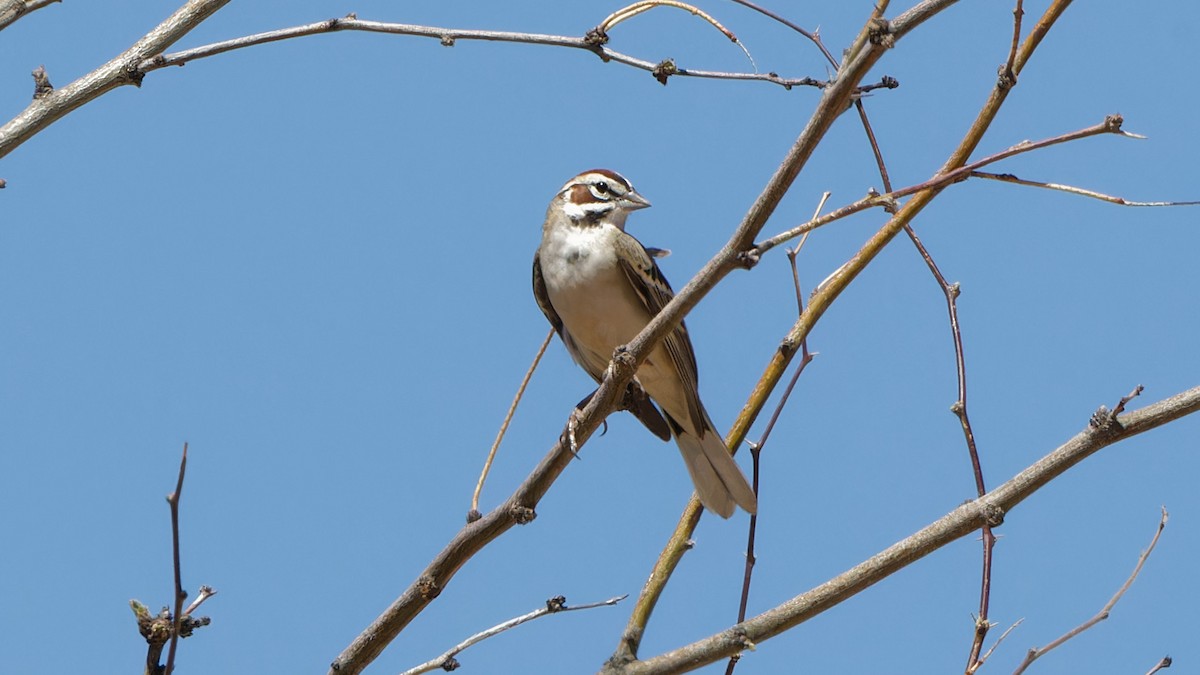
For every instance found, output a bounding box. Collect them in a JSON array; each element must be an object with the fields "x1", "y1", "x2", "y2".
[
  {"x1": 610, "y1": 345, "x2": 637, "y2": 377},
  {"x1": 736, "y1": 248, "x2": 761, "y2": 269},
  {"x1": 465, "y1": 509, "x2": 482, "y2": 524},
  {"x1": 1104, "y1": 113, "x2": 1125, "y2": 133},
  {"x1": 652, "y1": 58, "x2": 677, "y2": 85},
  {"x1": 31, "y1": 65, "x2": 53, "y2": 99},
  {"x1": 980, "y1": 500, "x2": 1005, "y2": 528},
  {"x1": 417, "y1": 575, "x2": 442, "y2": 600},
  {"x1": 443, "y1": 656, "x2": 461, "y2": 671},
  {"x1": 510, "y1": 504, "x2": 537, "y2": 524},
  {"x1": 867, "y1": 17, "x2": 894, "y2": 47},
  {"x1": 997, "y1": 62, "x2": 1017, "y2": 90},
  {"x1": 546, "y1": 595, "x2": 567, "y2": 612},
  {"x1": 584, "y1": 26, "x2": 609, "y2": 47},
  {"x1": 124, "y1": 61, "x2": 146, "y2": 88},
  {"x1": 440, "y1": 35, "x2": 455, "y2": 47}
]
